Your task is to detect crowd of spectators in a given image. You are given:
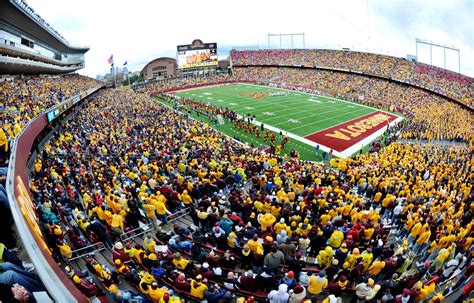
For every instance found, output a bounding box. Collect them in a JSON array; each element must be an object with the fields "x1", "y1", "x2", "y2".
[
  {"x1": 0, "y1": 74, "x2": 101, "y2": 167},
  {"x1": 233, "y1": 67, "x2": 473, "y2": 142},
  {"x1": 230, "y1": 49, "x2": 473, "y2": 108},
  {"x1": 0, "y1": 50, "x2": 472, "y2": 302},
  {"x1": 25, "y1": 84, "x2": 472, "y2": 303},
  {"x1": 141, "y1": 75, "x2": 235, "y2": 97}
]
